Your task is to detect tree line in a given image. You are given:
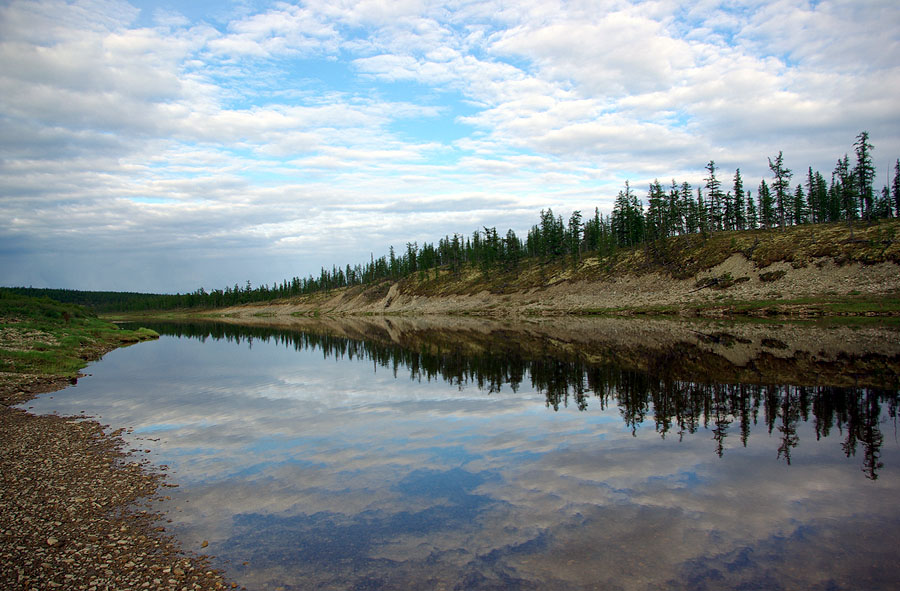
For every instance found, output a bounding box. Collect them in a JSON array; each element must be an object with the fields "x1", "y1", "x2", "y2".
[
  {"x1": 214, "y1": 130, "x2": 900, "y2": 305},
  {"x1": 7, "y1": 132, "x2": 899, "y2": 312}
]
